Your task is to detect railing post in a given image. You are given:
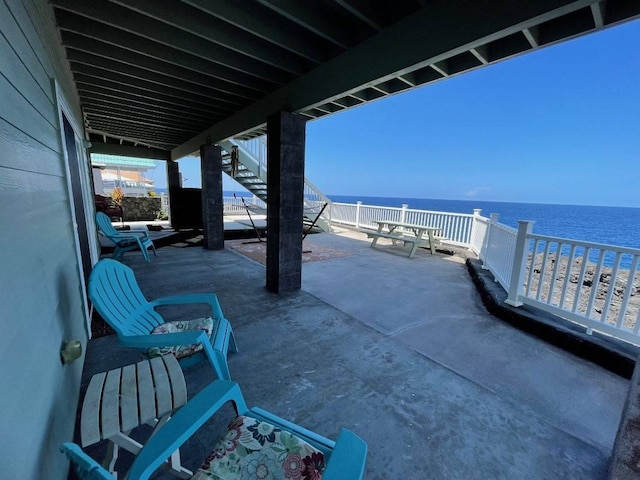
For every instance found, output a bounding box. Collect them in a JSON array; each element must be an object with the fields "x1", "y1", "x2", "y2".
[
  {"x1": 505, "y1": 220, "x2": 535, "y2": 307},
  {"x1": 470, "y1": 208, "x2": 482, "y2": 251},
  {"x1": 355, "y1": 201, "x2": 362, "y2": 229},
  {"x1": 400, "y1": 204, "x2": 408, "y2": 224},
  {"x1": 481, "y1": 213, "x2": 499, "y2": 268}
]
